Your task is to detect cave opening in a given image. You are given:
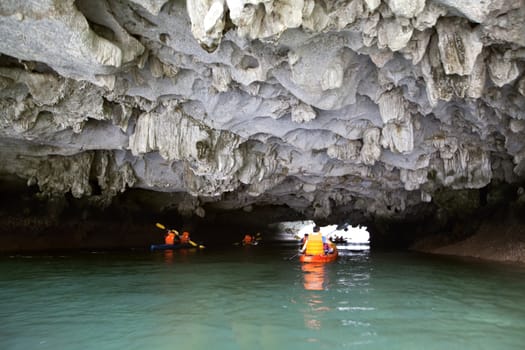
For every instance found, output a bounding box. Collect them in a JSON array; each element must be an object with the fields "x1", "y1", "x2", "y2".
[{"x1": 272, "y1": 220, "x2": 371, "y2": 250}]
